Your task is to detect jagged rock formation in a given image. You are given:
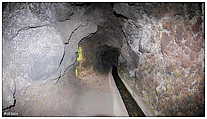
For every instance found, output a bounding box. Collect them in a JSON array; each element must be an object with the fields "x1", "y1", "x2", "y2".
[
  {"x1": 3, "y1": 3, "x2": 97, "y2": 113},
  {"x1": 114, "y1": 3, "x2": 204, "y2": 116},
  {"x1": 3, "y1": 2, "x2": 204, "y2": 116}
]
